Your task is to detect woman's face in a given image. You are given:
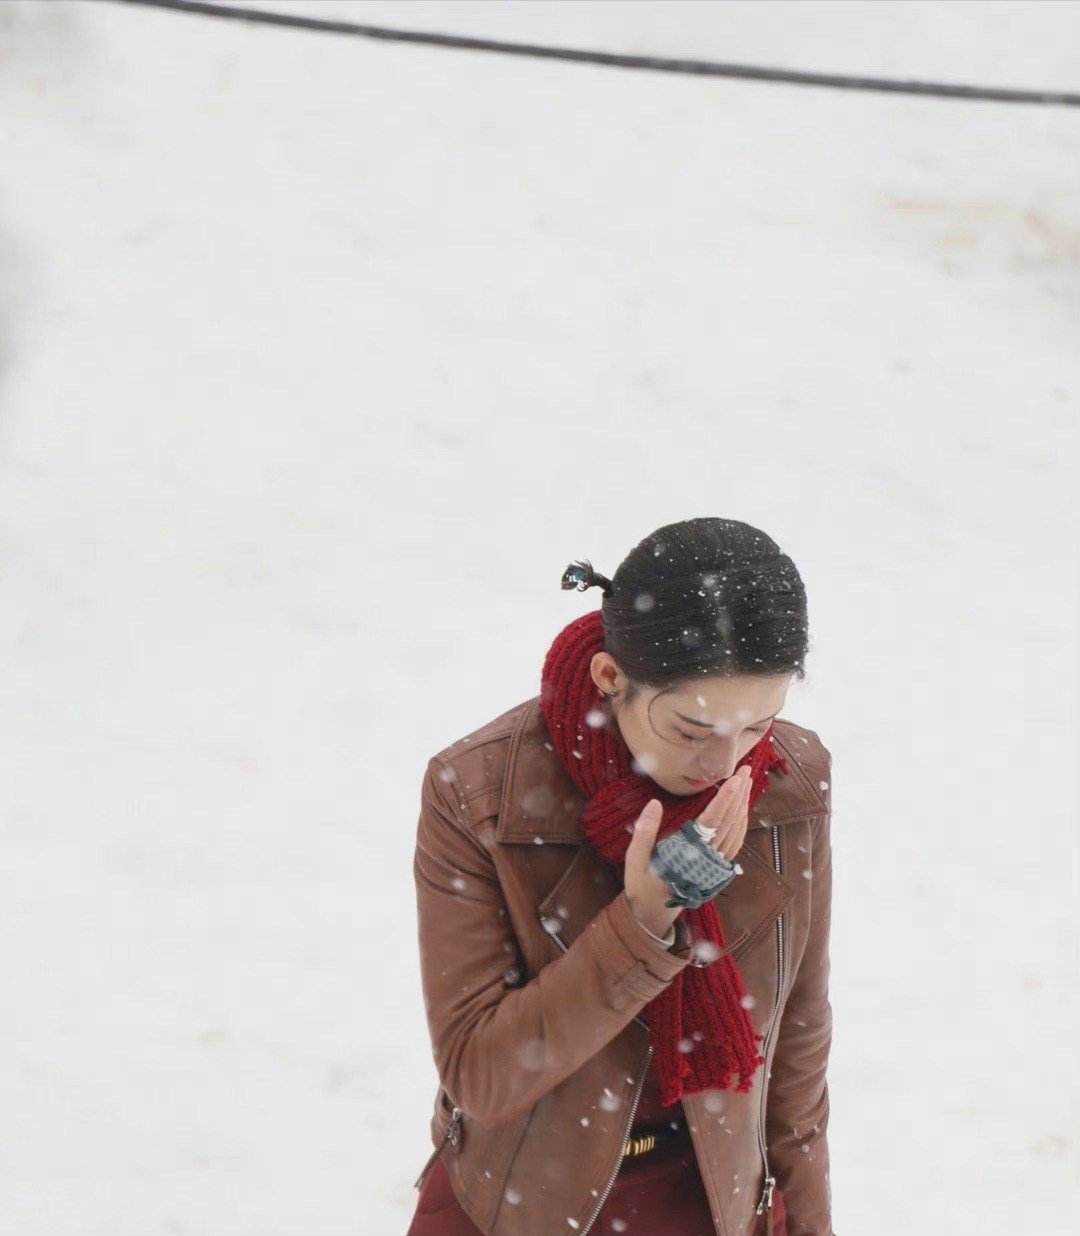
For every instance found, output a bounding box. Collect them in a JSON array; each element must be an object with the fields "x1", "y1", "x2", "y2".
[{"x1": 589, "y1": 652, "x2": 793, "y2": 797}]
